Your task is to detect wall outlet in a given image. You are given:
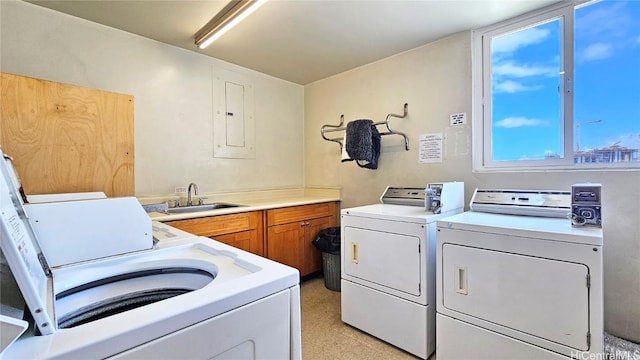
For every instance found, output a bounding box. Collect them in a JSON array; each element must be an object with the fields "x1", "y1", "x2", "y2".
[
  {"x1": 450, "y1": 112, "x2": 467, "y2": 126},
  {"x1": 175, "y1": 186, "x2": 187, "y2": 194}
]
